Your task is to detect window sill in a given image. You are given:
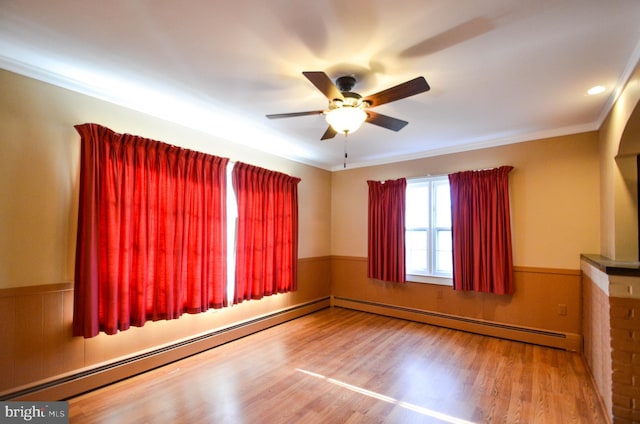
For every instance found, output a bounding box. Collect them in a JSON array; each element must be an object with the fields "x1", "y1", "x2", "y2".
[{"x1": 406, "y1": 274, "x2": 453, "y2": 286}]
